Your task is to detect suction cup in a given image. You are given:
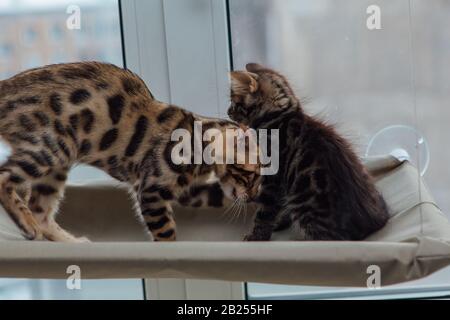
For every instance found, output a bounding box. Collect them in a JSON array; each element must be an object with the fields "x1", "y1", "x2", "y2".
[{"x1": 365, "y1": 125, "x2": 429, "y2": 176}]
